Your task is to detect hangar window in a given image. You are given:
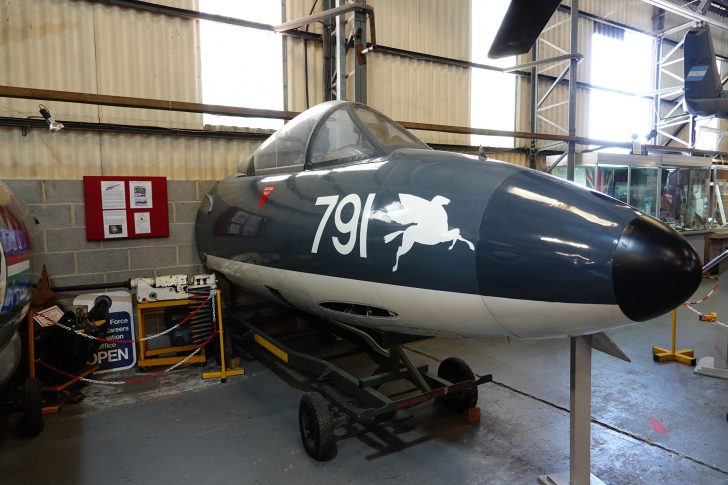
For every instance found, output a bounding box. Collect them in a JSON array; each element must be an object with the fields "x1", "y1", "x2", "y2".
[
  {"x1": 588, "y1": 25, "x2": 654, "y2": 145},
  {"x1": 695, "y1": 116, "x2": 719, "y2": 150},
  {"x1": 199, "y1": 1, "x2": 284, "y2": 130},
  {"x1": 470, "y1": 0, "x2": 515, "y2": 148}
]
